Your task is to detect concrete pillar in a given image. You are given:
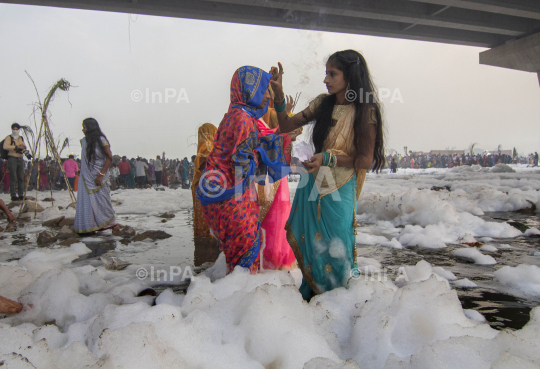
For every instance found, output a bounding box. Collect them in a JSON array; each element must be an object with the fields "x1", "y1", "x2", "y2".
[{"x1": 480, "y1": 32, "x2": 540, "y2": 88}]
